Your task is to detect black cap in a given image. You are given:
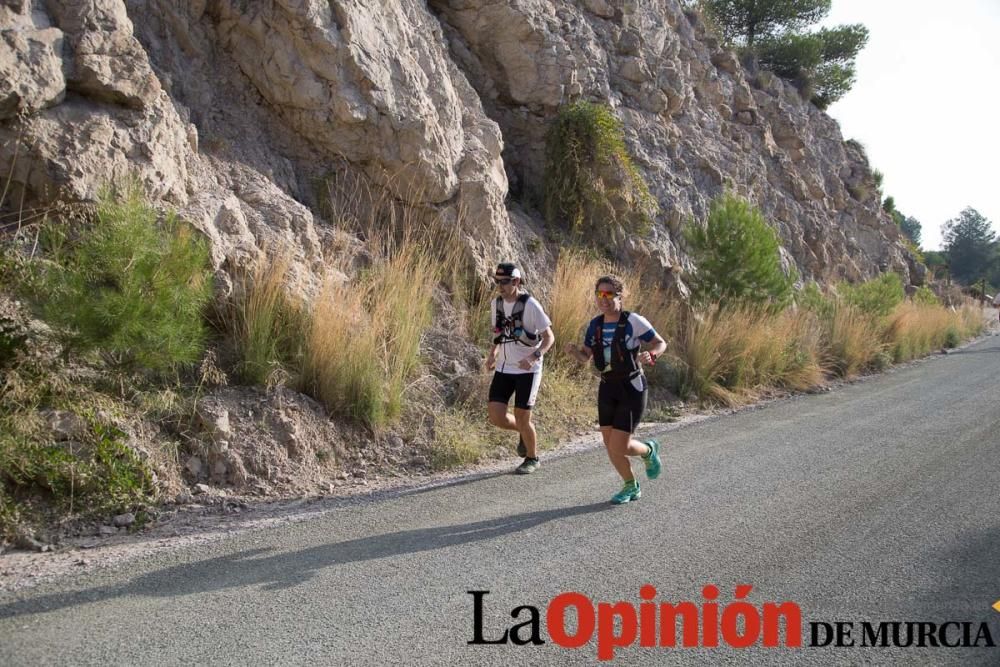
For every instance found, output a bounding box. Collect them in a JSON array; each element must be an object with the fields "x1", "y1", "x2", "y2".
[{"x1": 495, "y1": 262, "x2": 522, "y2": 279}]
